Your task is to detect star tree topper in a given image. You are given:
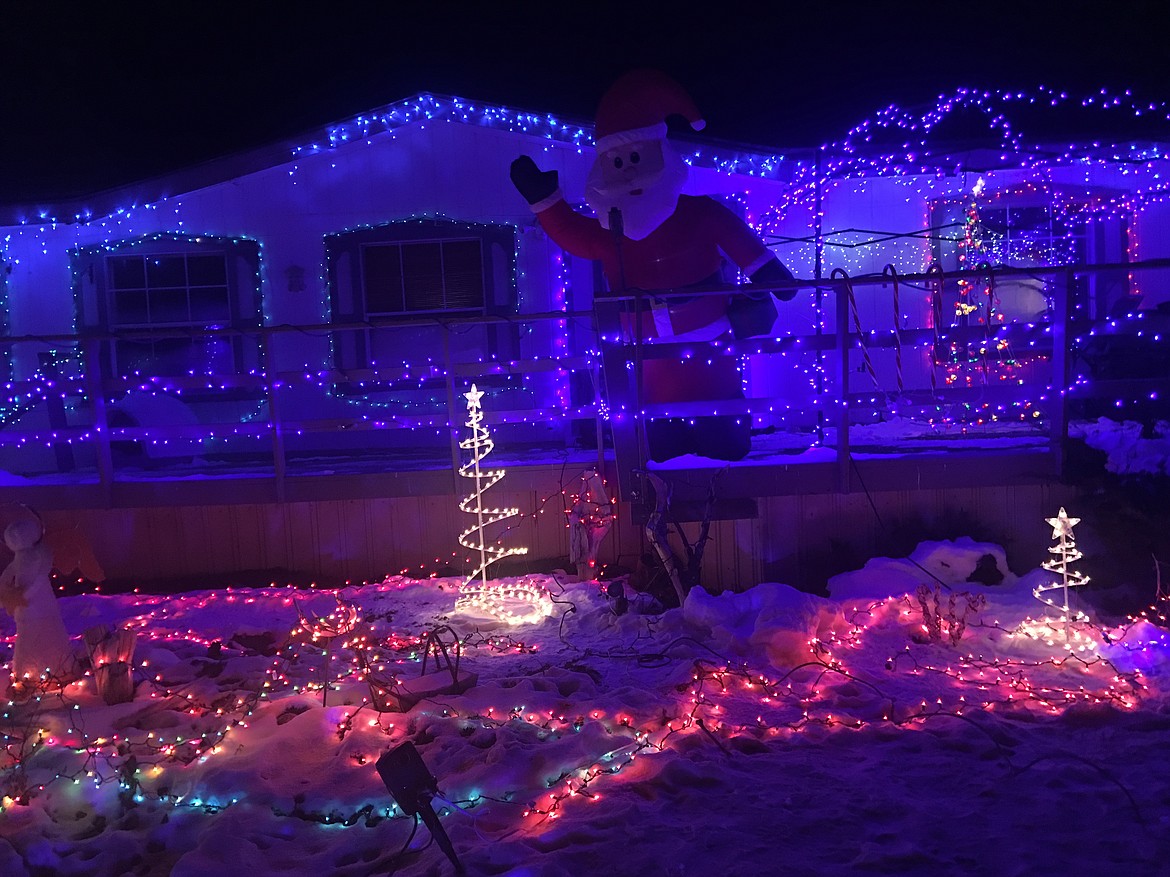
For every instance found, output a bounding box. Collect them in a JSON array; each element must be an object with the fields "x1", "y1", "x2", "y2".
[
  {"x1": 1046, "y1": 507, "x2": 1080, "y2": 541},
  {"x1": 464, "y1": 384, "x2": 484, "y2": 411}
]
